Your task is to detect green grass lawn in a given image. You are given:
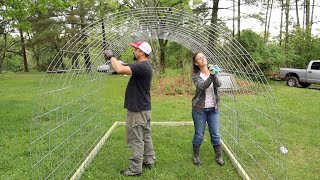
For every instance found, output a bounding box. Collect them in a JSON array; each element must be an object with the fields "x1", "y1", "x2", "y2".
[
  {"x1": 268, "y1": 81, "x2": 320, "y2": 179},
  {"x1": 82, "y1": 125, "x2": 241, "y2": 180},
  {"x1": 0, "y1": 72, "x2": 319, "y2": 179}
]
